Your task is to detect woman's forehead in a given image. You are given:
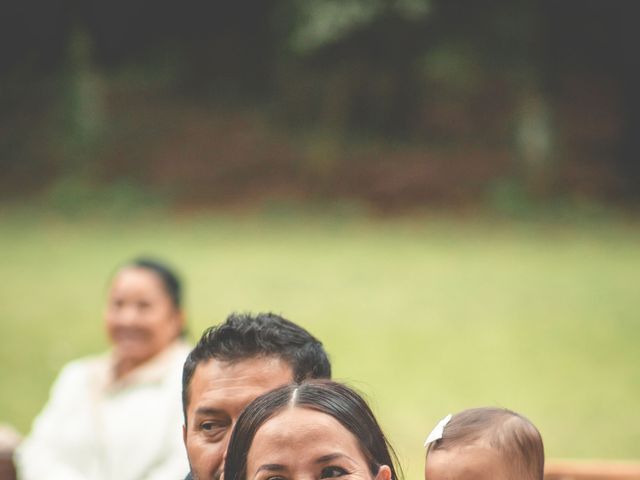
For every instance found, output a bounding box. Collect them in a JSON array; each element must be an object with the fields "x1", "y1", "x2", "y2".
[
  {"x1": 250, "y1": 407, "x2": 364, "y2": 458},
  {"x1": 246, "y1": 407, "x2": 373, "y2": 478},
  {"x1": 258, "y1": 407, "x2": 350, "y2": 439},
  {"x1": 110, "y1": 267, "x2": 164, "y2": 293}
]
